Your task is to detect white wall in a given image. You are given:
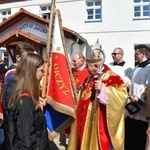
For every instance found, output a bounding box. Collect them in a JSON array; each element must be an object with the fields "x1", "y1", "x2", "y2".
[{"x1": 56, "y1": 0, "x2": 150, "y2": 68}]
